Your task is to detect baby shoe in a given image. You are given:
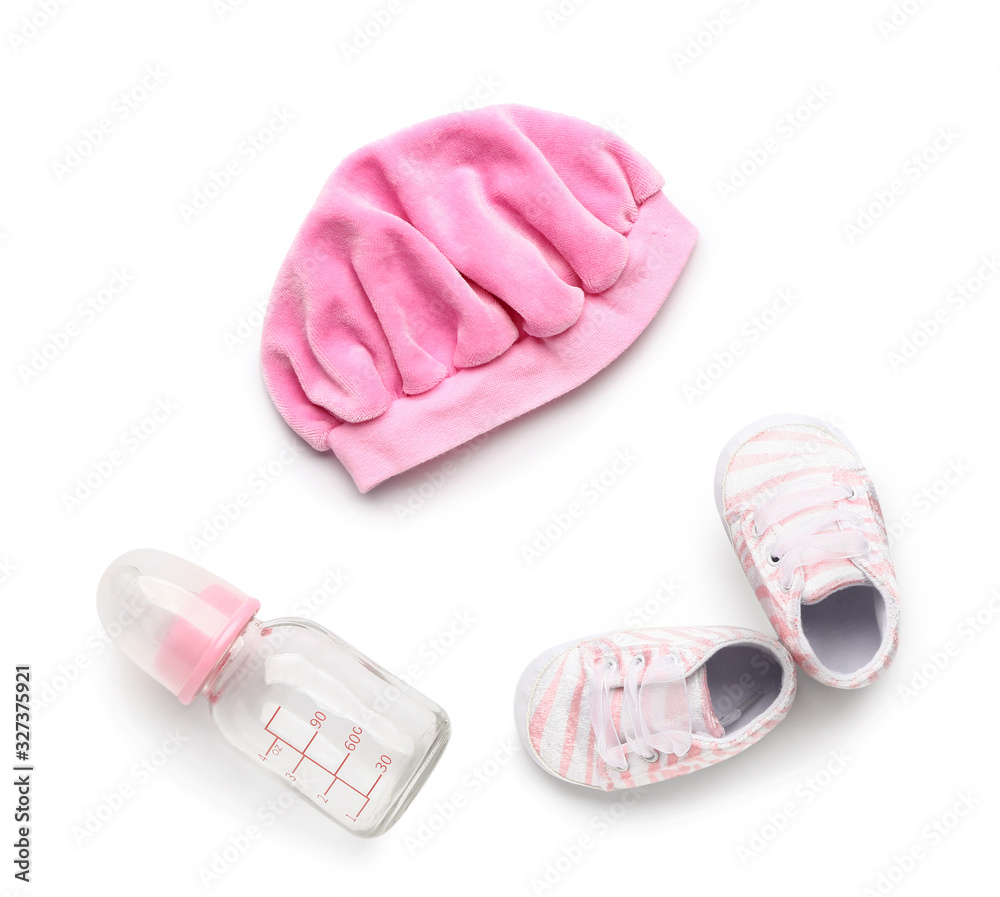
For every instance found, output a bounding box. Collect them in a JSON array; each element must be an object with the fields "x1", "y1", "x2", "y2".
[
  {"x1": 715, "y1": 414, "x2": 900, "y2": 688},
  {"x1": 514, "y1": 626, "x2": 795, "y2": 791}
]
